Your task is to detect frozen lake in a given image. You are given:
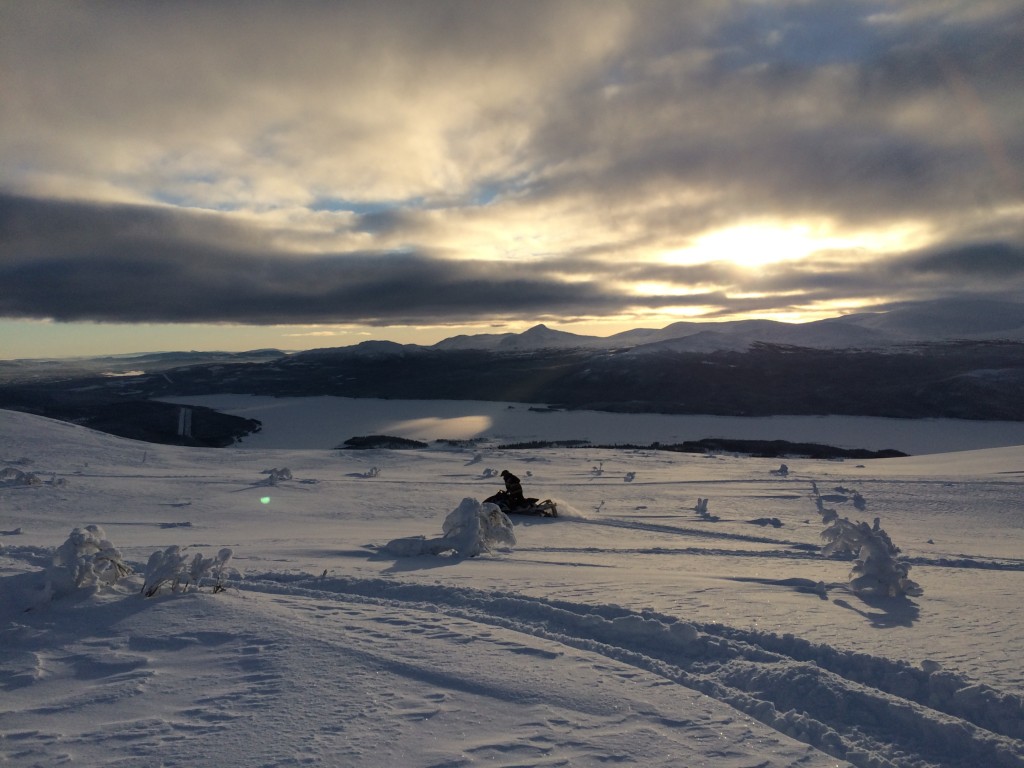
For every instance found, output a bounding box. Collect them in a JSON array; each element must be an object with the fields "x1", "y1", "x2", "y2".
[{"x1": 163, "y1": 394, "x2": 1023, "y2": 455}]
